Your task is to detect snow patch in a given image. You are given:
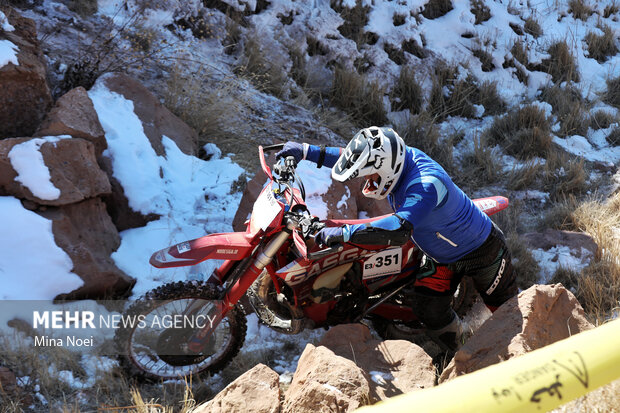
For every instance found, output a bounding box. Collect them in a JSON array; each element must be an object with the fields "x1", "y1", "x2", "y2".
[
  {"x1": 8, "y1": 136, "x2": 70, "y2": 201},
  {"x1": 531, "y1": 246, "x2": 593, "y2": 284},
  {"x1": 0, "y1": 10, "x2": 14, "y2": 31}
]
